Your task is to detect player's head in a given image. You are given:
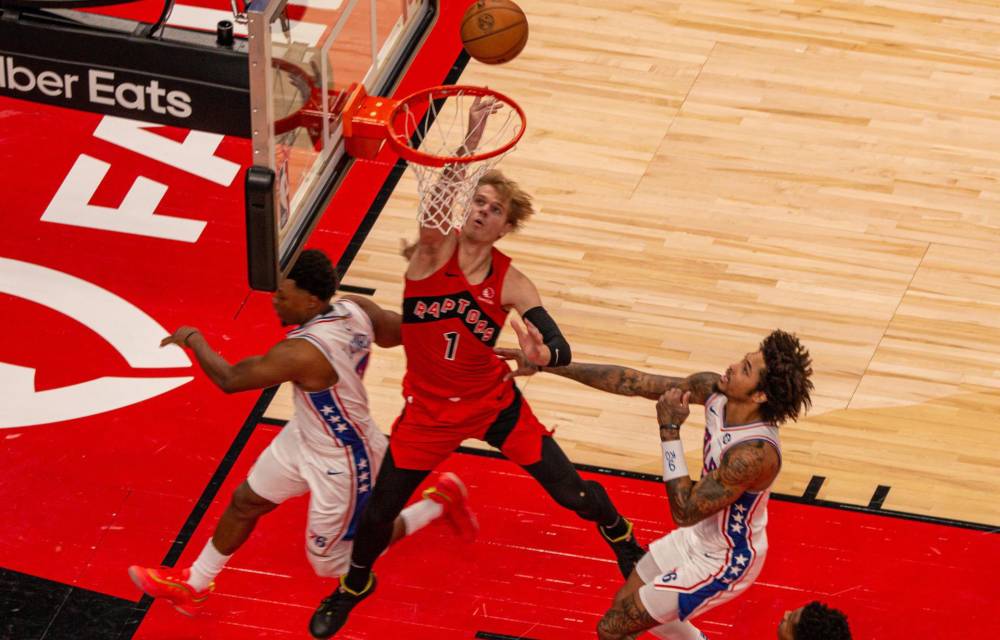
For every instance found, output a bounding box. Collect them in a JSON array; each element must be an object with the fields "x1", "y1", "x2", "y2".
[
  {"x1": 717, "y1": 329, "x2": 813, "y2": 425},
  {"x1": 464, "y1": 170, "x2": 534, "y2": 242},
  {"x1": 273, "y1": 249, "x2": 340, "y2": 326},
  {"x1": 777, "y1": 601, "x2": 851, "y2": 640}
]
